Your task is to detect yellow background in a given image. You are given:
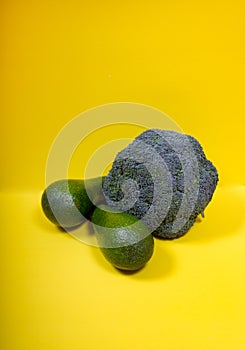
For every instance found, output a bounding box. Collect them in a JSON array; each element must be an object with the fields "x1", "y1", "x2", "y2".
[{"x1": 1, "y1": 1, "x2": 245, "y2": 349}]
